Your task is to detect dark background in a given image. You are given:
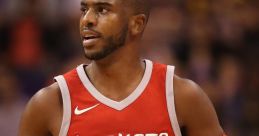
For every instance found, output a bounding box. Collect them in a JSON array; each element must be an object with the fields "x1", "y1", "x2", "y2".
[{"x1": 0, "y1": 0, "x2": 259, "y2": 135}]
